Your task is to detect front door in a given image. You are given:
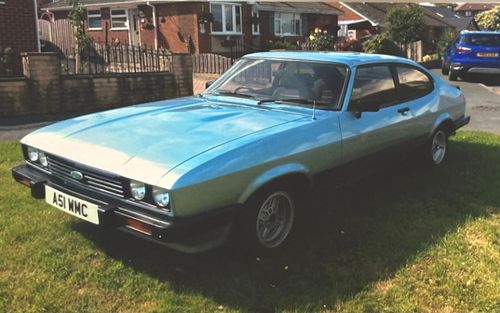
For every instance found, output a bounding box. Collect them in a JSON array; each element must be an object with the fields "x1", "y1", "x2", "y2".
[{"x1": 128, "y1": 8, "x2": 141, "y2": 46}]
